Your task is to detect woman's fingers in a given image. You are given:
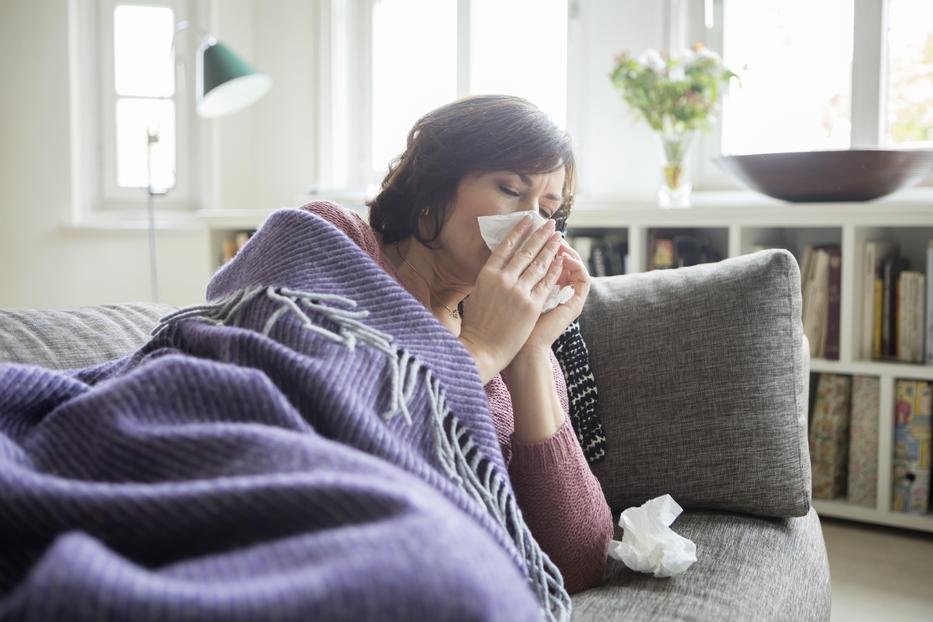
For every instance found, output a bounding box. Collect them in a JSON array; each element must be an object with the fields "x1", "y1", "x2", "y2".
[
  {"x1": 532, "y1": 253, "x2": 564, "y2": 298},
  {"x1": 503, "y1": 219, "x2": 558, "y2": 279},
  {"x1": 484, "y1": 215, "x2": 534, "y2": 271},
  {"x1": 518, "y1": 229, "x2": 562, "y2": 289}
]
